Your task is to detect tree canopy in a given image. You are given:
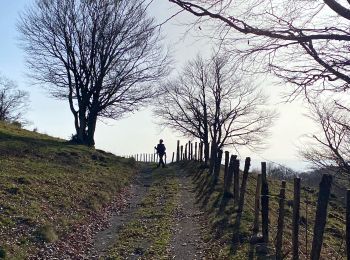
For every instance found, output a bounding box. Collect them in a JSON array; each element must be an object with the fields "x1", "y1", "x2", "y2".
[
  {"x1": 19, "y1": 0, "x2": 169, "y2": 146},
  {"x1": 169, "y1": 0, "x2": 350, "y2": 98},
  {"x1": 155, "y1": 54, "x2": 275, "y2": 164}
]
